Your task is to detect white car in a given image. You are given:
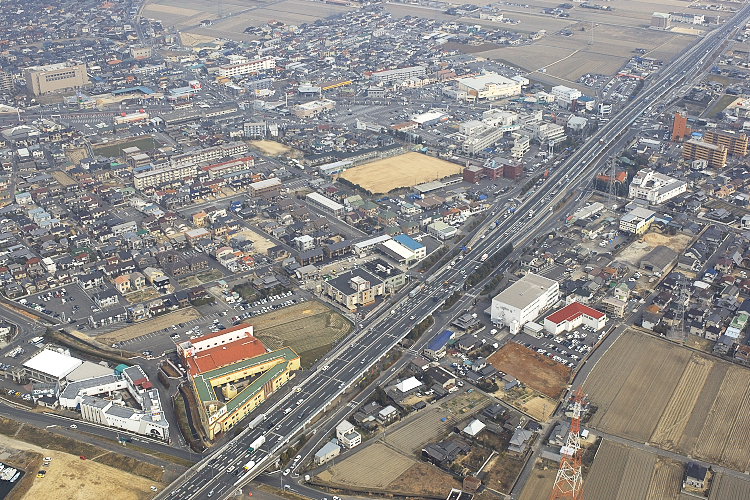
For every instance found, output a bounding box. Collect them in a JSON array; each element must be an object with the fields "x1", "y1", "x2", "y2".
[{"x1": 283, "y1": 469, "x2": 290, "y2": 476}]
